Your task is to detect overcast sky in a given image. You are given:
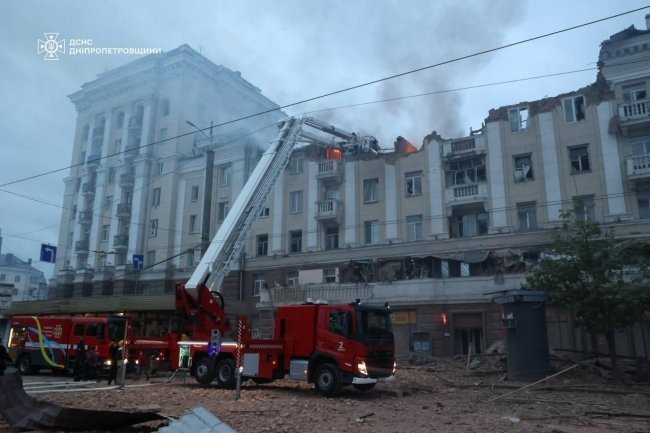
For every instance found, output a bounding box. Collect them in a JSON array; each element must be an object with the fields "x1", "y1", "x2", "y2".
[{"x1": 1, "y1": 0, "x2": 649, "y2": 280}]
